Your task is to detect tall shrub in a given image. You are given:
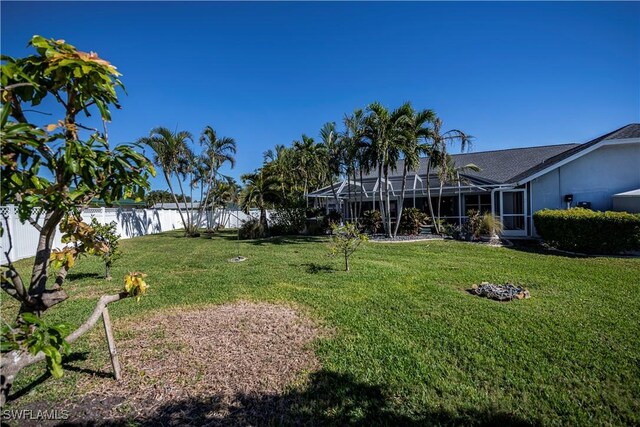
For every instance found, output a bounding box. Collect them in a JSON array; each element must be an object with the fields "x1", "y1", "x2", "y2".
[
  {"x1": 399, "y1": 208, "x2": 429, "y2": 235},
  {"x1": 533, "y1": 208, "x2": 640, "y2": 254}
]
